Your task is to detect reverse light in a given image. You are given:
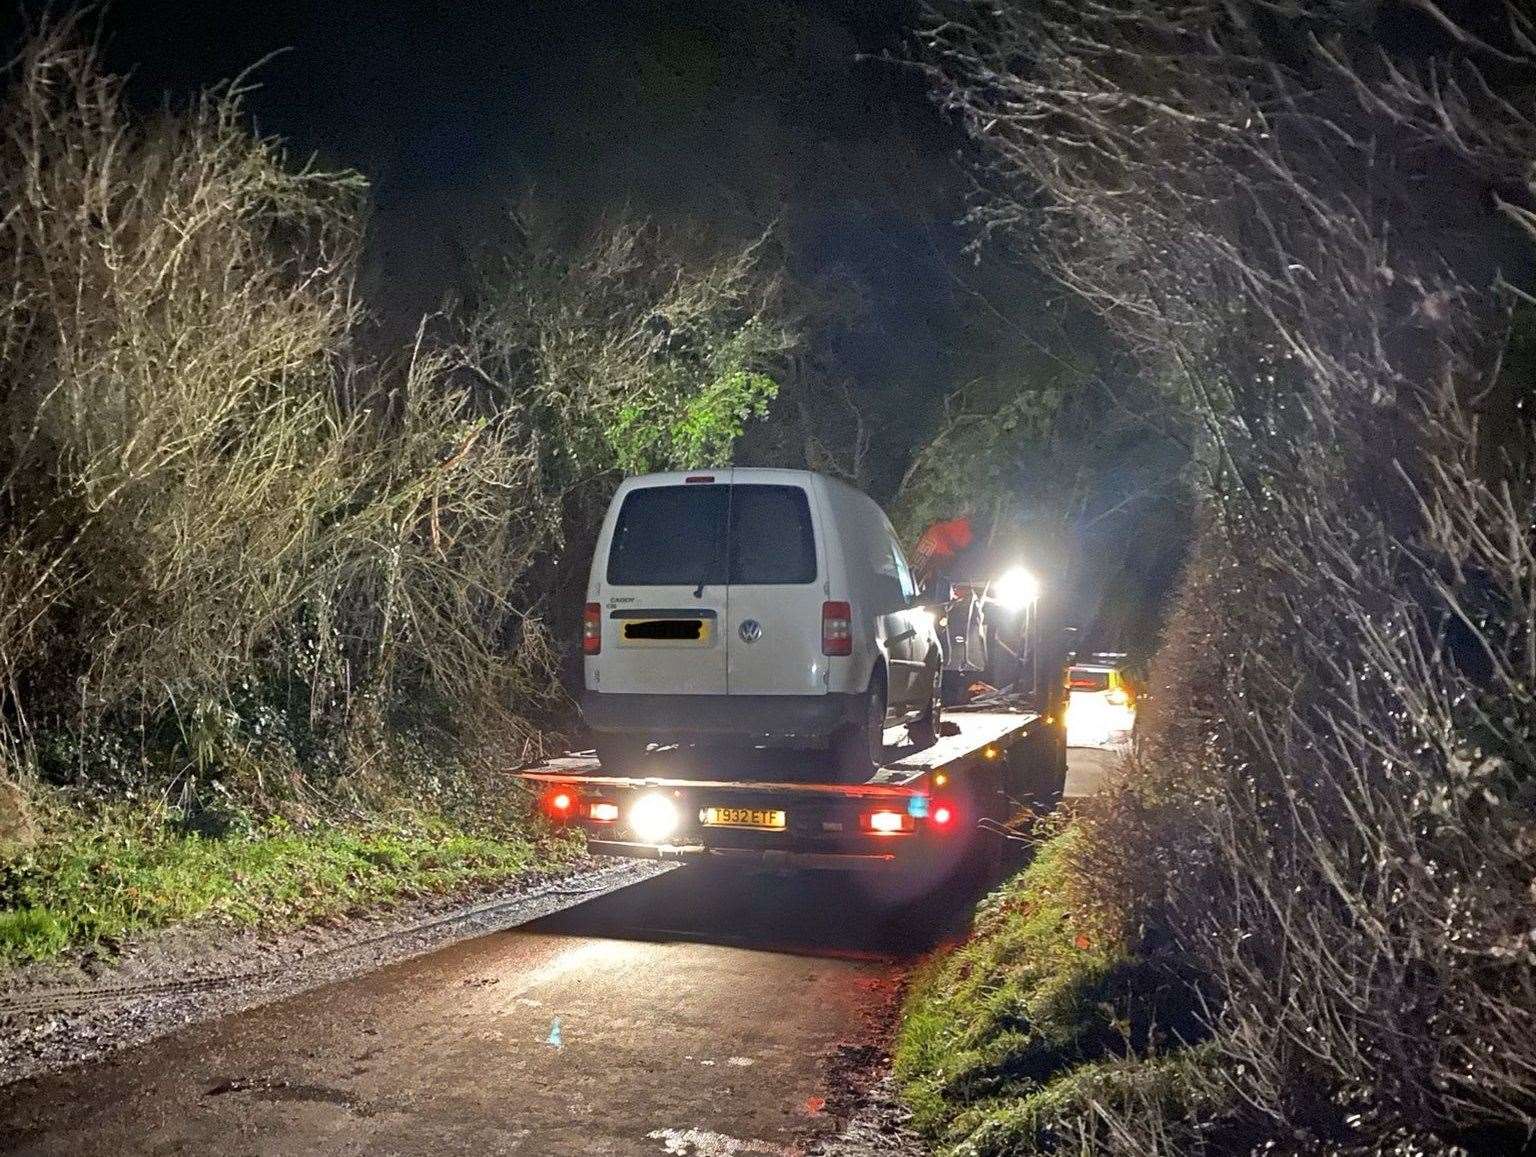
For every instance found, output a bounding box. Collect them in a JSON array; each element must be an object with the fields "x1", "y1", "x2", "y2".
[
  {"x1": 582, "y1": 602, "x2": 602, "y2": 655},
  {"x1": 630, "y1": 793, "x2": 681, "y2": 843},
  {"x1": 861, "y1": 809, "x2": 915, "y2": 835},
  {"x1": 589, "y1": 801, "x2": 620, "y2": 822},
  {"x1": 991, "y1": 567, "x2": 1040, "y2": 612},
  {"x1": 822, "y1": 601, "x2": 853, "y2": 656}
]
